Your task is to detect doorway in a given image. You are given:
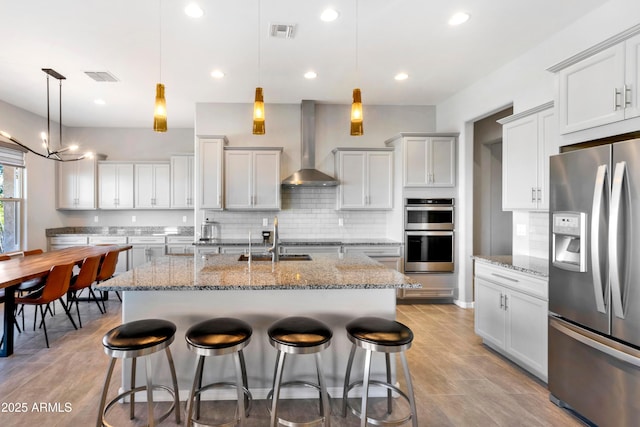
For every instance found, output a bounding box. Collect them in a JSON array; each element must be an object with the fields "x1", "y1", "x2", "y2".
[{"x1": 473, "y1": 107, "x2": 513, "y2": 256}]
